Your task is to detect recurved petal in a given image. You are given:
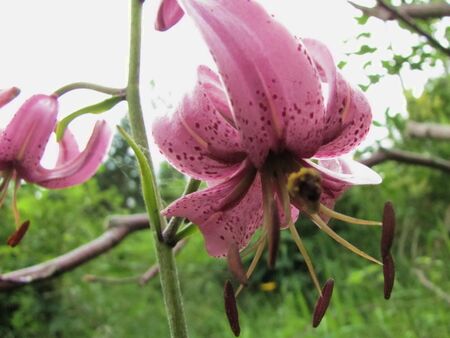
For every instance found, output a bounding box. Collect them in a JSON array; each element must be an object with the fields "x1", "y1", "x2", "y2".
[
  {"x1": 152, "y1": 73, "x2": 245, "y2": 181},
  {"x1": 181, "y1": 0, "x2": 324, "y2": 167},
  {"x1": 163, "y1": 170, "x2": 263, "y2": 257},
  {"x1": 56, "y1": 128, "x2": 80, "y2": 166},
  {"x1": 23, "y1": 120, "x2": 111, "y2": 188},
  {"x1": 303, "y1": 39, "x2": 348, "y2": 144},
  {"x1": 197, "y1": 65, "x2": 234, "y2": 125},
  {"x1": 315, "y1": 84, "x2": 372, "y2": 158},
  {"x1": 155, "y1": 0, "x2": 185, "y2": 31},
  {"x1": 0, "y1": 87, "x2": 20, "y2": 109},
  {"x1": 0, "y1": 95, "x2": 57, "y2": 166}
]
